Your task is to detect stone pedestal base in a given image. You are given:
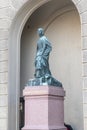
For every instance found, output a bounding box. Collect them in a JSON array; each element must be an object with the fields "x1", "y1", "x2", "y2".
[{"x1": 22, "y1": 86, "x2": 66, "y2": 130}]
